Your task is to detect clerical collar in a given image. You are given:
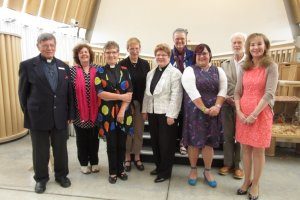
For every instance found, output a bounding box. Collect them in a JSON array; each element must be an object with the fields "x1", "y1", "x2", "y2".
[
  {"x1": 109, "y1": 65, "x2": 116, "y2": 68},
  {"x1": 40, "y1": 54, "x2": 55, "y2": 64},
  {"x1": 158, "y1": 64, "x2": 169, "y2": 72}
]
